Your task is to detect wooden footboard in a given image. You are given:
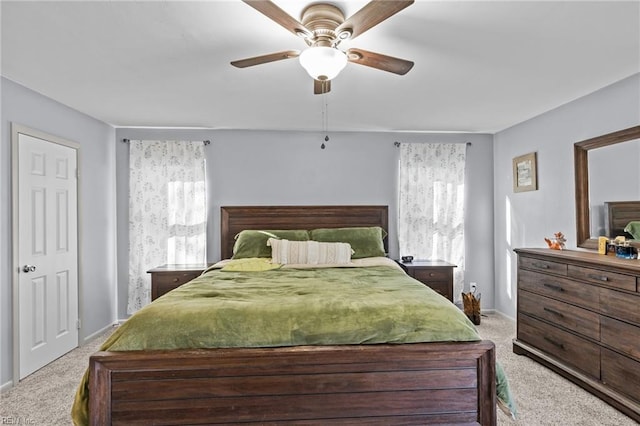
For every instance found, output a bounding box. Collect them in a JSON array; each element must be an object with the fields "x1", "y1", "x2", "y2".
[{"x1": 89, "y1": 341, "x2": 496, "y2": 425}]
